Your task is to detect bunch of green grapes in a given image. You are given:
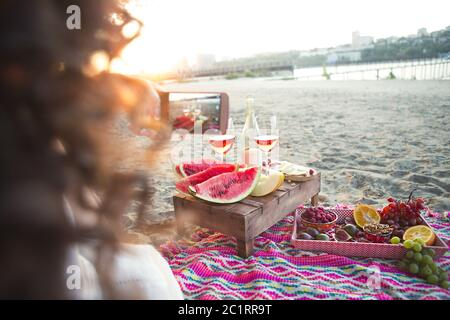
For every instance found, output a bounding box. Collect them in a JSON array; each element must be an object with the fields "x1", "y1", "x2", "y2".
[{"x1": 398, "y1": 238, "x2": 448, "y2": 289}]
